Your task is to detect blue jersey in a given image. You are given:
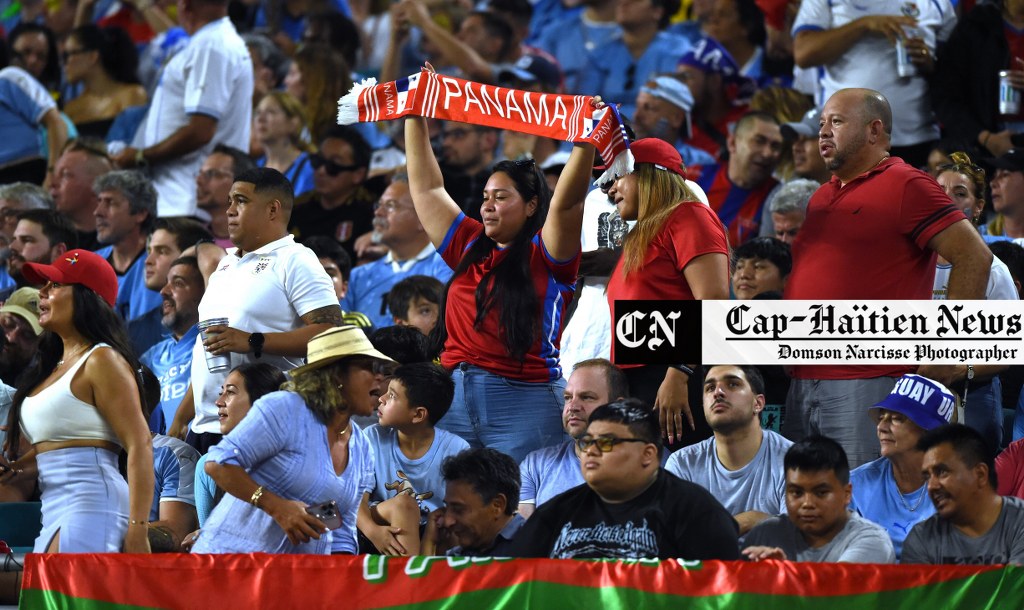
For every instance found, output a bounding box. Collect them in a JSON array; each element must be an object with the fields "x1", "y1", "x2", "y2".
[
  {"x1": 150, "y1": 433, "x2": 200, "y2": 521},
  {"x1": 341, "y1": 249, "x2": 453, "y2": 330},
  {"x1": 141, "y1": 325, "x2": 200, "y2": 434}
]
